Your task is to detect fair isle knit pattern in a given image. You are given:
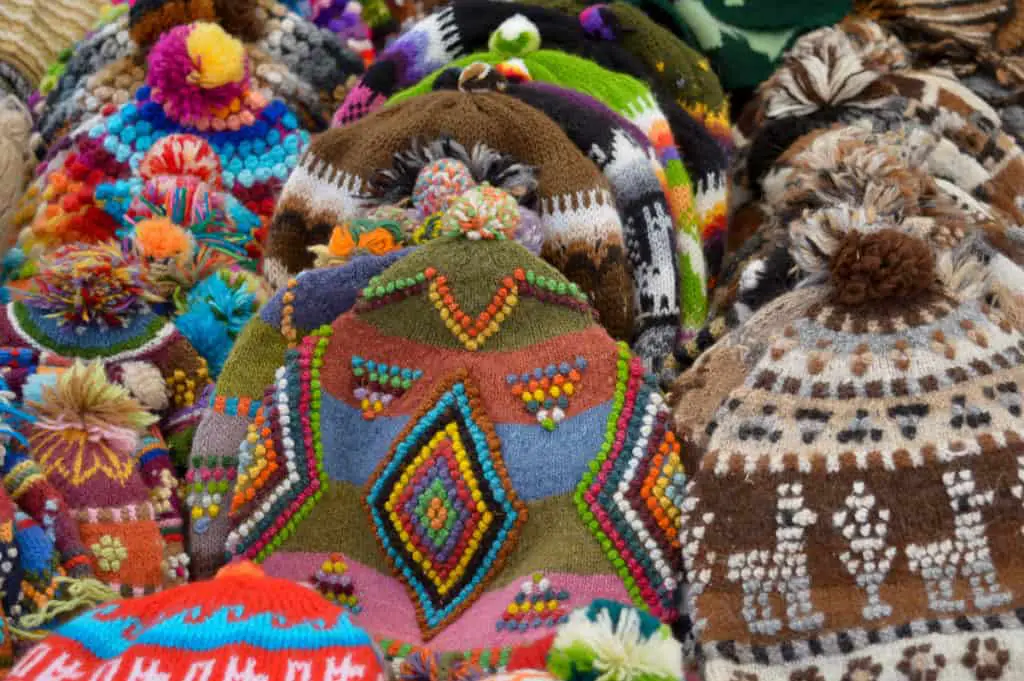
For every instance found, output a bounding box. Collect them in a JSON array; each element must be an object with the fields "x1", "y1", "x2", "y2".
[
  {"x1": 672, "y1": 214, "x2": 1024, "y2": 680},
  {"x1": 219, "y1": 236, "x2": 684, "y2": 655},
  {"x1": 5, "y1": 564, "x2": 388, "y2": 681},
  {"x1": 266, "y1": 89, "x2": 636, "y2": 341}
]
